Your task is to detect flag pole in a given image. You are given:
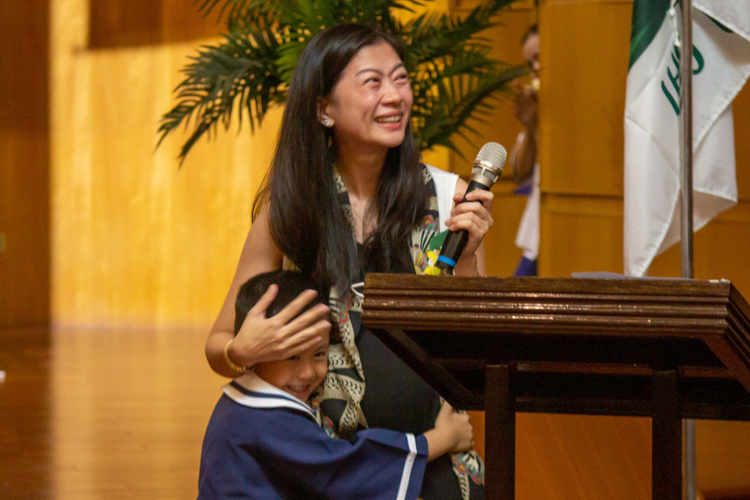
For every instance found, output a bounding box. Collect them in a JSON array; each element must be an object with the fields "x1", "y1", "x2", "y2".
[
  {"x1": 679, "y1": 0, "x2": 697, "y2": 499},
  {"x1": 680, "y1": 0, "x2": 694, "y2": 277}
]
